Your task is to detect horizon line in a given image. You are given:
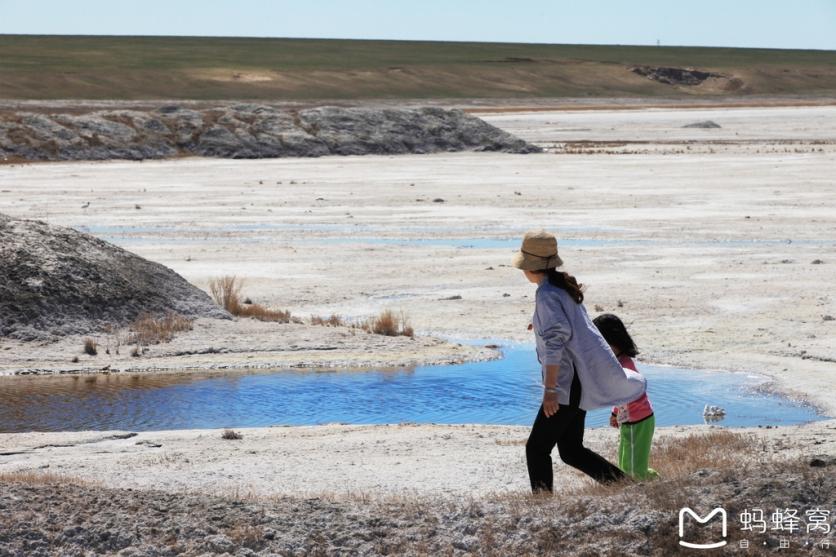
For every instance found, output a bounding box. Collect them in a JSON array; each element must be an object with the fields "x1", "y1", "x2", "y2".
[{"x1": 1, "y1": 33, "x2": 834, "y2": 53}]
